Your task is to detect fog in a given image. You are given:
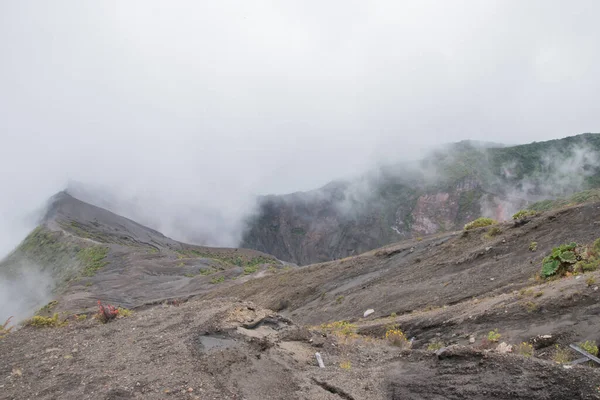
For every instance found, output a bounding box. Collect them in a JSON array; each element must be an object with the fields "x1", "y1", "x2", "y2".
[{"x1": 1, "y1": 1, "x2": 600, "y2": 256}]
